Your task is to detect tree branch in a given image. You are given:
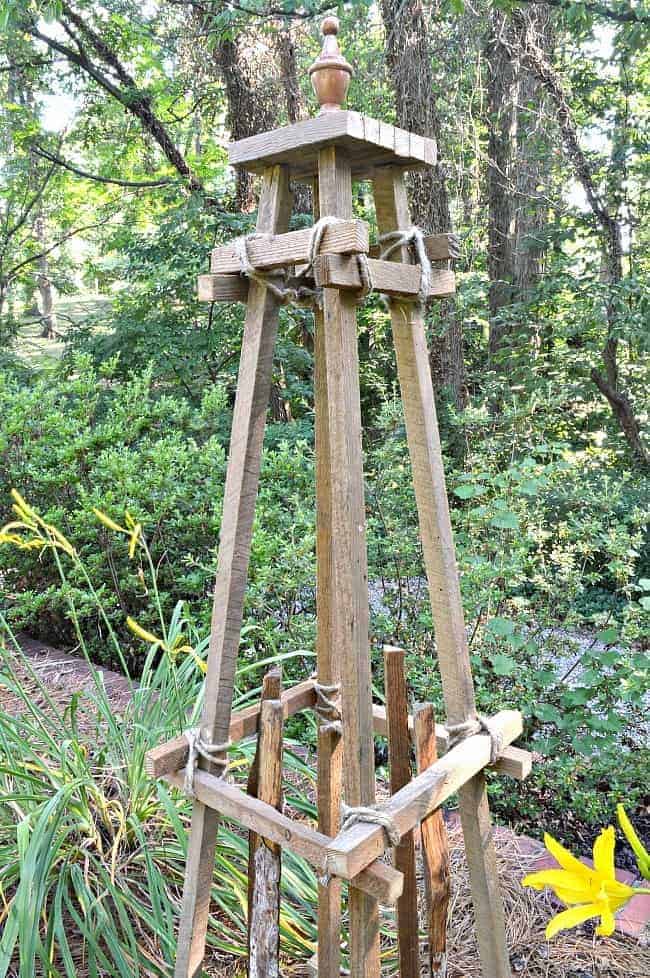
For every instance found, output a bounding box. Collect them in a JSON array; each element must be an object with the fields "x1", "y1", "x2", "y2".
[
  {"x1": 517, "y1": 0, "x2": 650, "y2": 26},
  {"x1": 31, "y1": 144, "x2": 176, "y2": 188}
]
